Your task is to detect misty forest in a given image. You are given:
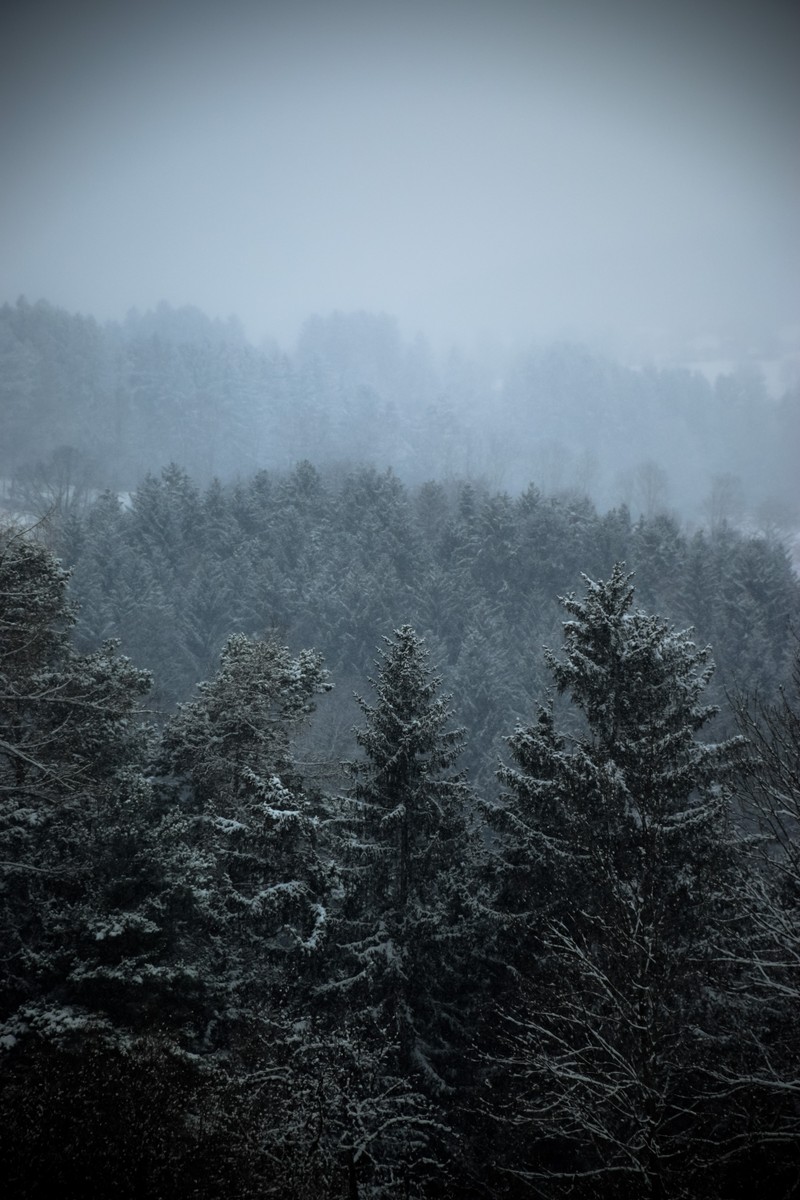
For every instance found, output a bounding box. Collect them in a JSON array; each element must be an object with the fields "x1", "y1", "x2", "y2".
[{"x1": 1, "y1": 296, "x2": 799, "y2": 1198}]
